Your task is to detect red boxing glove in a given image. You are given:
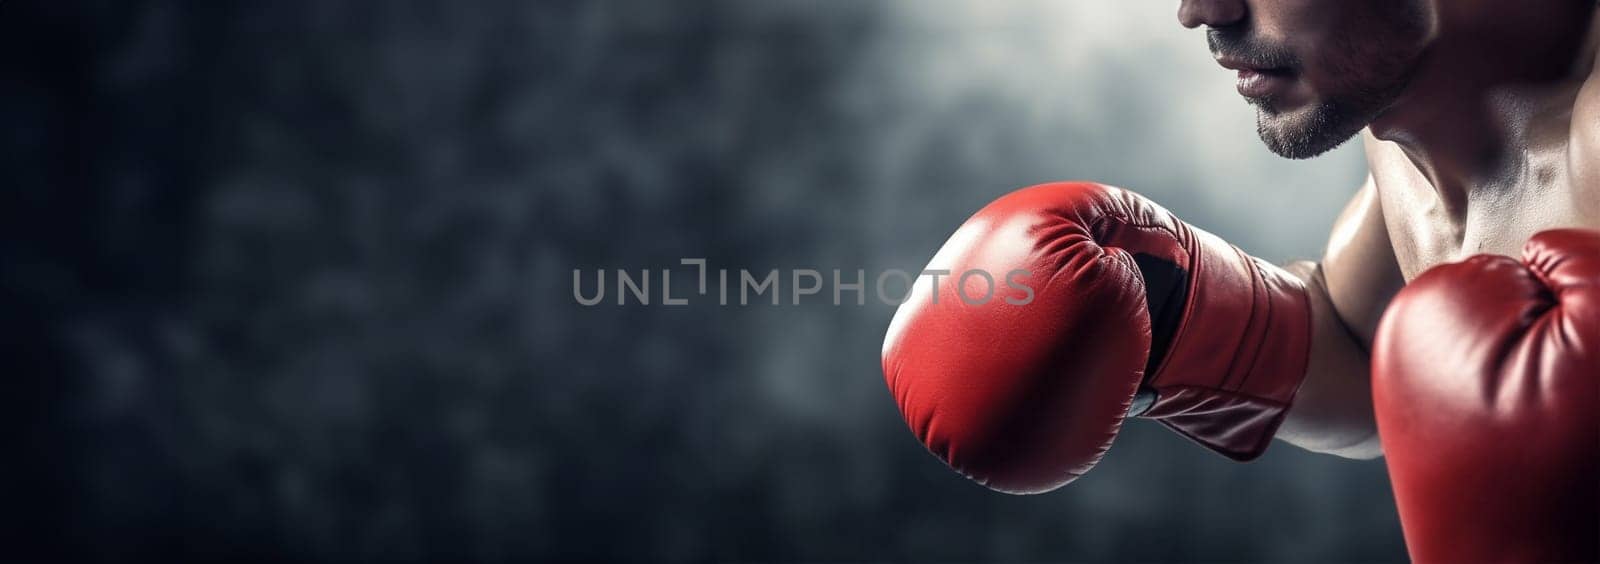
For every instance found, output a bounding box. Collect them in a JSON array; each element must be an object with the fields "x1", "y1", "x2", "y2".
[
  {"x1": 1373, "y1": 229, "x2": 1600, "y2": 563},
  {"x1": 882, "y1": 182, "x2": 1313, "y2": 493}
]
